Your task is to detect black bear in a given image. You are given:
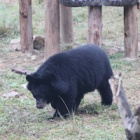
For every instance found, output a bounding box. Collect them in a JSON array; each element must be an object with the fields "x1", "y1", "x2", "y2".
[{"x1": 26, "y1": 44, "x2": 113, "y2": 119}]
